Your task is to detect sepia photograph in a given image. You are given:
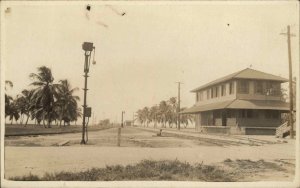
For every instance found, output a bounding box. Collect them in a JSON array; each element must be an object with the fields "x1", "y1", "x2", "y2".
[{"x1": 1, "y1": 1, "x2": 299, "y2": 187}]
